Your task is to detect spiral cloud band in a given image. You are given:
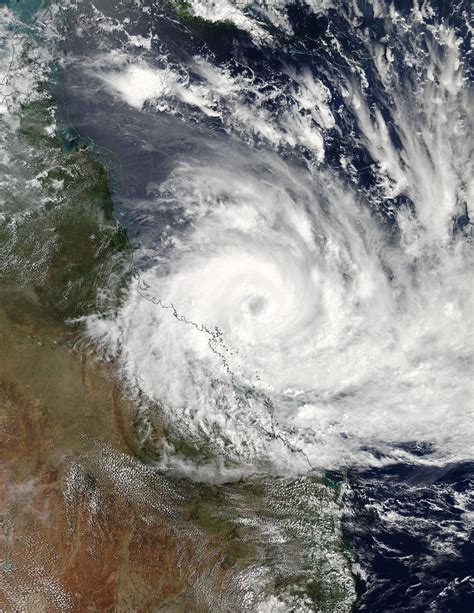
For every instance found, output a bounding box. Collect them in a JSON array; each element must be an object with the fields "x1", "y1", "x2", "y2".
[{"x1": 85, "y1": 2, "x2": 473, "y2": 477}]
